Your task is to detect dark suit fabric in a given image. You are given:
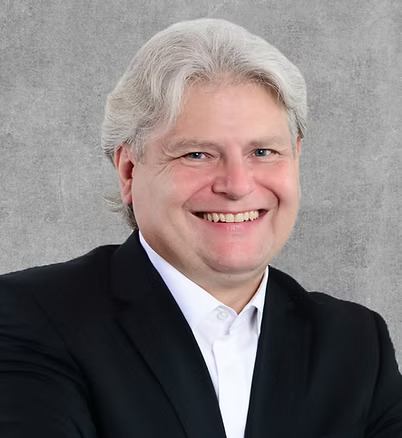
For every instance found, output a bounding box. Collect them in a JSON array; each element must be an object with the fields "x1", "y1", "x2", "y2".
[{"x1": 0, "y1": 231, "x2": 401, "y2": 437}]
